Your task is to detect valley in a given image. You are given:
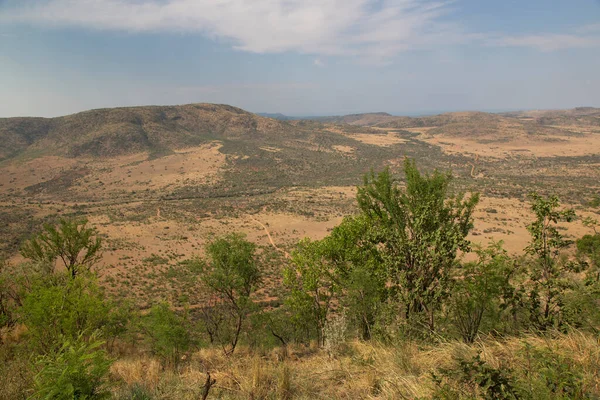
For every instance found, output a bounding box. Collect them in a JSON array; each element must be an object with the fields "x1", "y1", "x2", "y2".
[{"x1": 0, "y1": 104, "x2": 599, "y2": 305}]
